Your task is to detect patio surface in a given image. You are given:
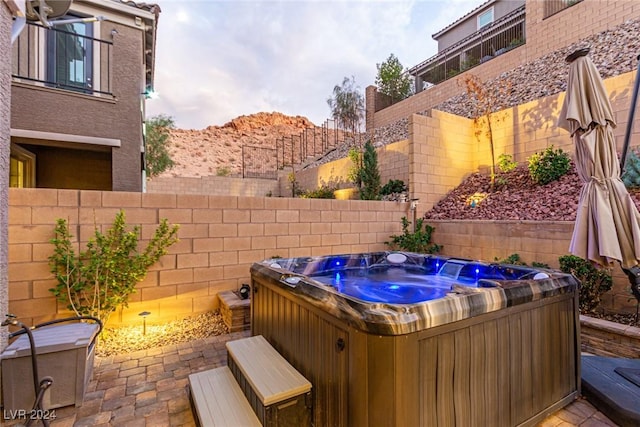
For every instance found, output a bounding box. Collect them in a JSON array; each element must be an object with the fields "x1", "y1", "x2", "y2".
[{"x1": 14, "y1": 330, "x2": 618, "y2": 427}]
